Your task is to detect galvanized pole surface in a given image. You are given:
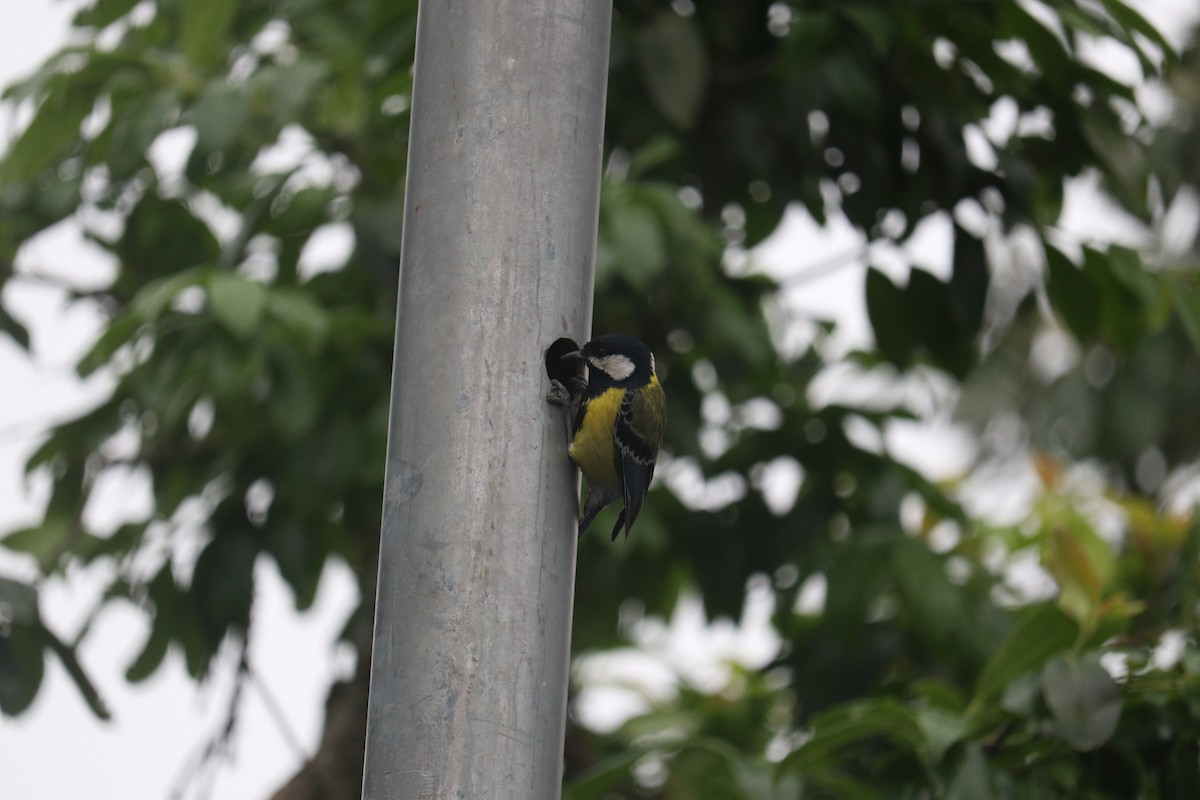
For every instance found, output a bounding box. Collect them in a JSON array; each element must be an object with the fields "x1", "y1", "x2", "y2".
[{"x1": 361, "y1": 1, "x2": 611, "y2": 798}]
